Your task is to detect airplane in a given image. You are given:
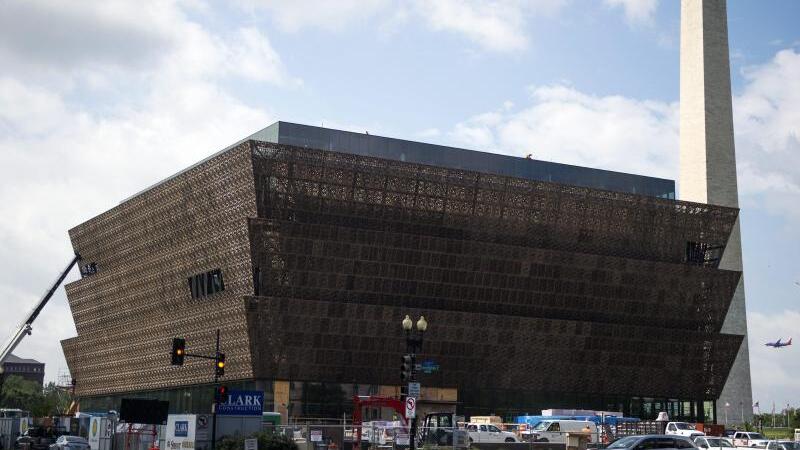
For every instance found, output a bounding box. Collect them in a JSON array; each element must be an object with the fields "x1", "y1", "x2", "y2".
[{"x1": 765, "y1": 338, "x2": 792, "y2": 348}]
